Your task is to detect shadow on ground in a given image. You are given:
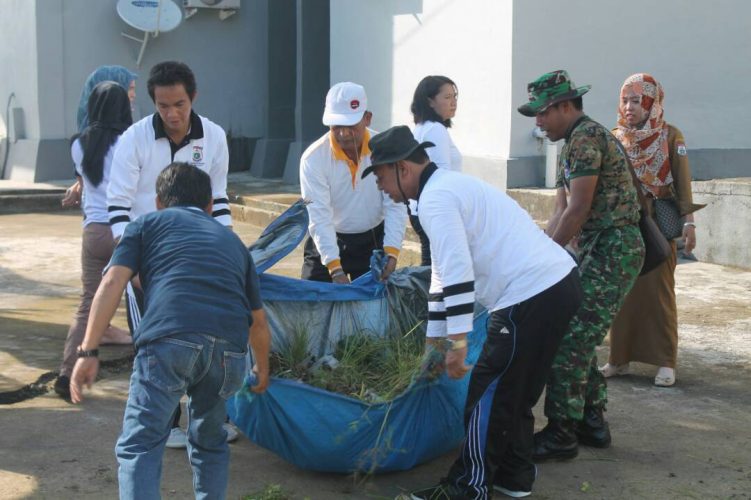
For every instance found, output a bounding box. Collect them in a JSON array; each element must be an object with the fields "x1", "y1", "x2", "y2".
[
  {"x1": 0, "y1": 311, "x2": 133, "y2": 395},
  {"x1": 0, "y1": 266, "x2": 76, "y2": 298}
]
